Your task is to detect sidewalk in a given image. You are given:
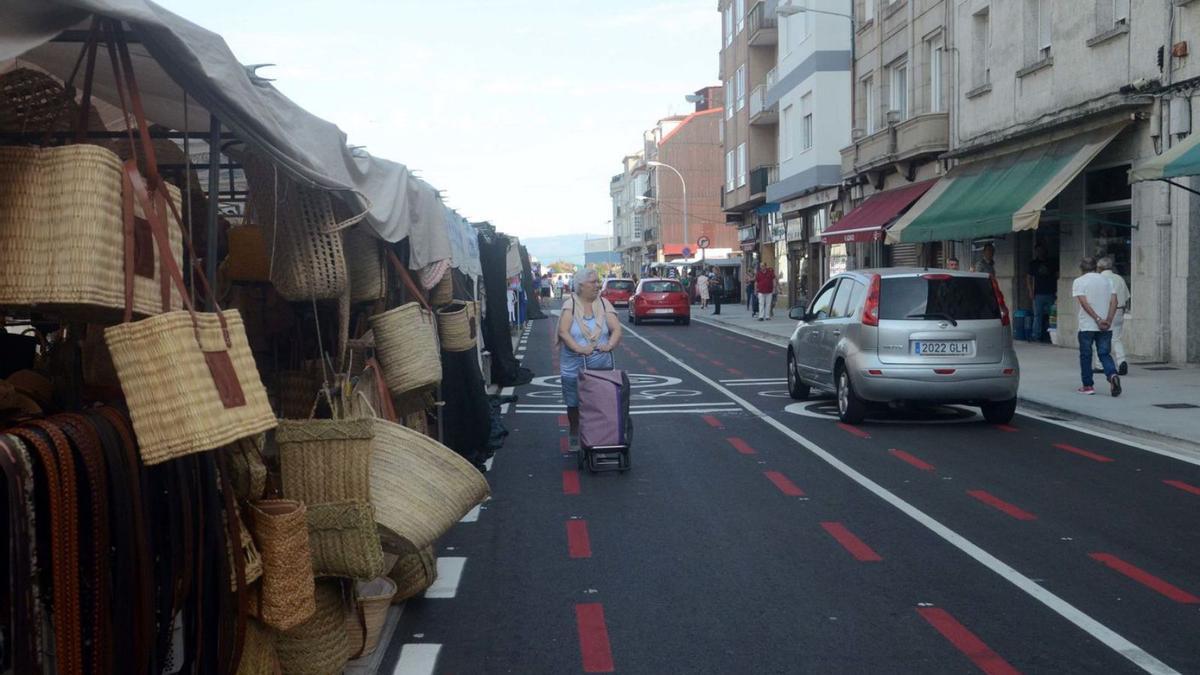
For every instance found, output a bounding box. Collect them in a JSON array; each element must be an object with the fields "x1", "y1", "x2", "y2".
[{"x1": 691, "y1": 301, "x2": 1200, "y2": 454}]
